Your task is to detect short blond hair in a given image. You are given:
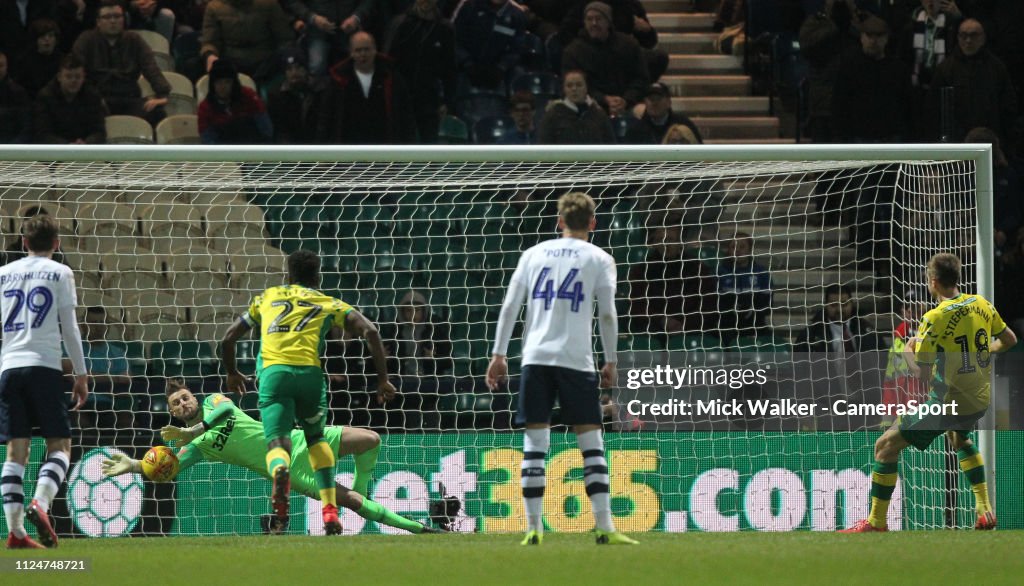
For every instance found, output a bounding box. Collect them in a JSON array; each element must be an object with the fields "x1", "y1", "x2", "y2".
[
  {"x1": 557, "y1": 191, "x2": 596, "y2": 231},
  {"x1": 927, "y1": 253, "x2": 961, "y2": 288}
]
